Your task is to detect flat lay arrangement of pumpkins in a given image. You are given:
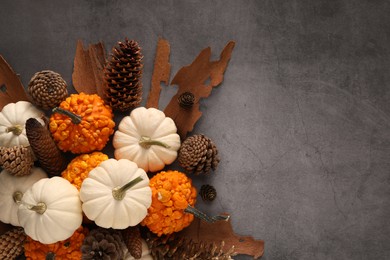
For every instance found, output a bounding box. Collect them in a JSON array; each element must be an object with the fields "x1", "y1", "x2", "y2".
[{"x1": 0, "y1": 38, "x2": 264, "y2": 259}]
